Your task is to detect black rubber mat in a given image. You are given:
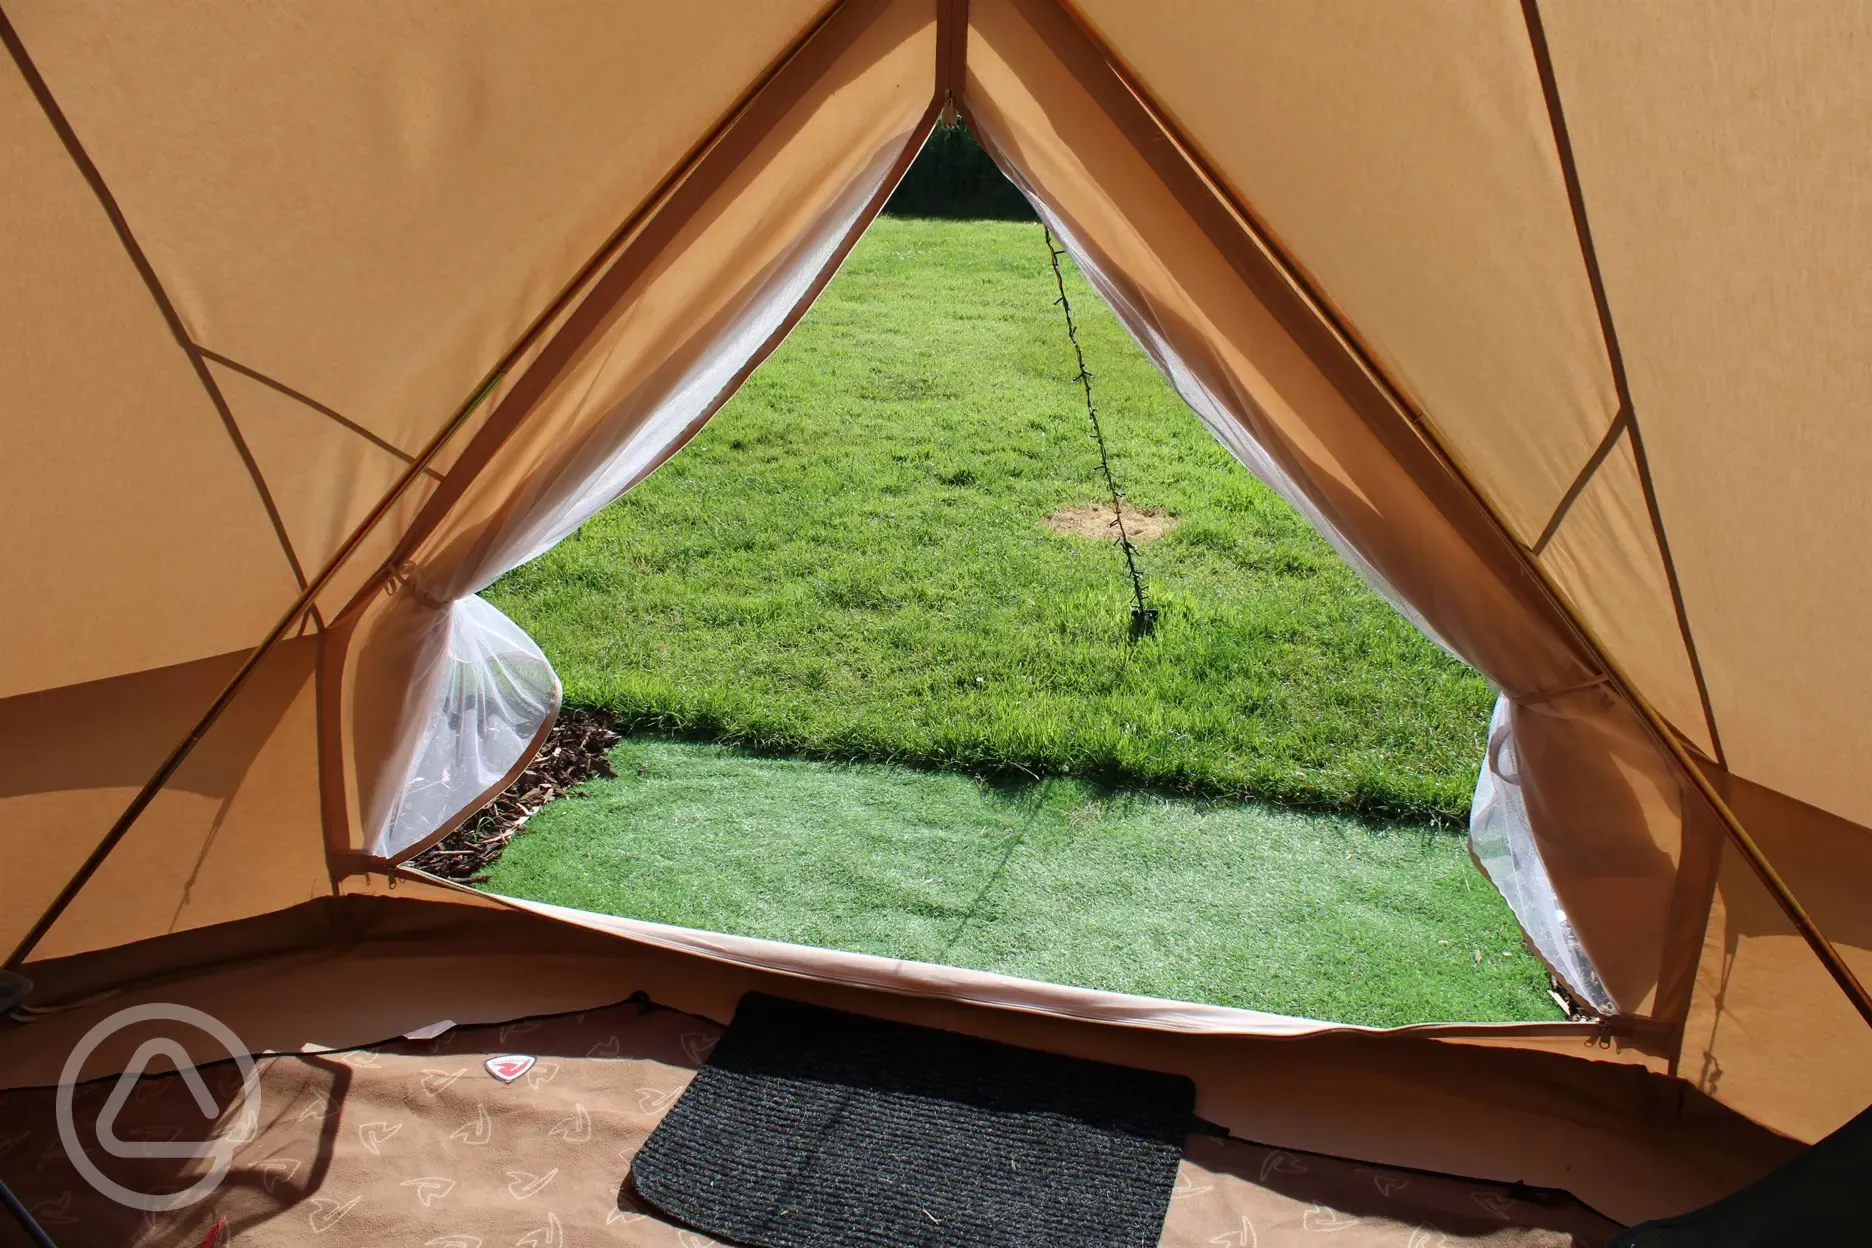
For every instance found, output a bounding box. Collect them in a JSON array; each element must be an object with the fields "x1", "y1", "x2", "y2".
[{"x1": 630, "y1": 993, "x2": 1196, "y2": 1248}]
